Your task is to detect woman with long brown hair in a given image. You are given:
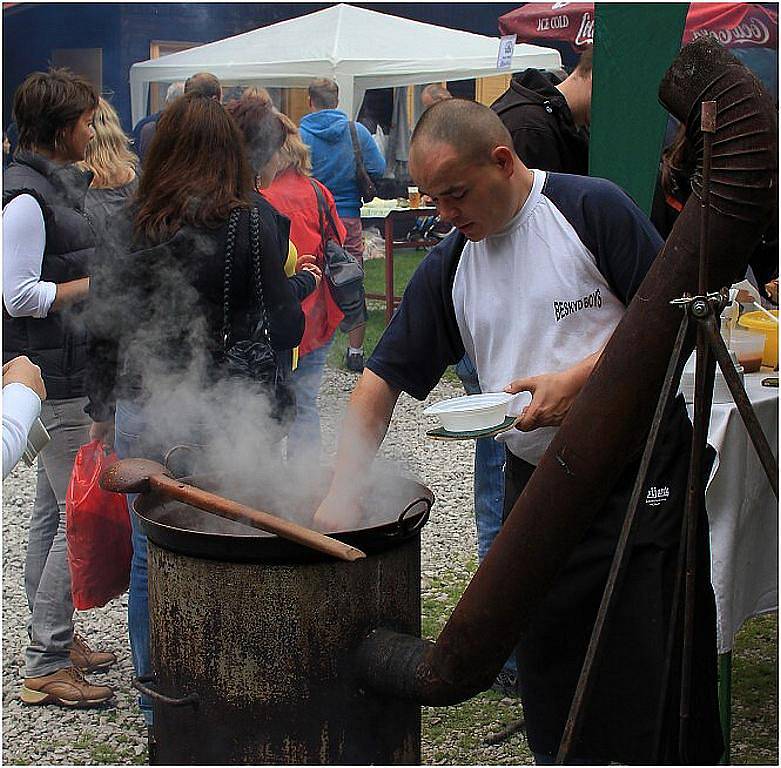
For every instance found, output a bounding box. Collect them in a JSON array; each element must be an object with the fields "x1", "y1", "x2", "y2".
[{"x1": 85, "y1": 91, "x2": 304, "y2": 731}]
